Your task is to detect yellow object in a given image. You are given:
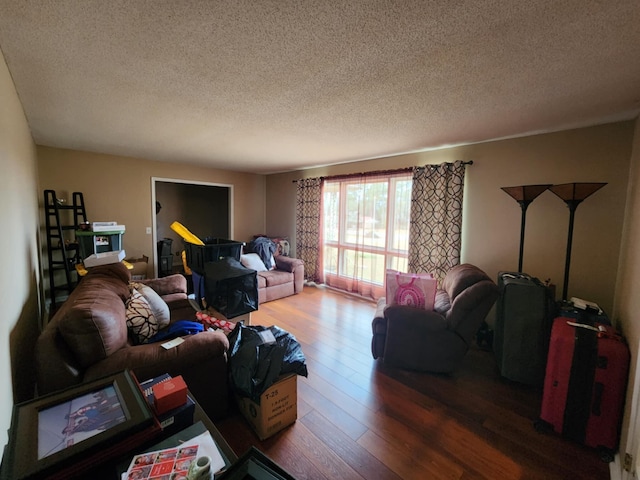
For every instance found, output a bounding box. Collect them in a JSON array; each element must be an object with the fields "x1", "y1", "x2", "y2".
[
  {"x1": 181, "y1": 250, "x2": 192, "y2": 275},
  {"x1": 75, "y1": 260, "x2": 133, "y2": 277},
  {"x1": 170, "y1": 221, "x2": 204, "y2": 245}
]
